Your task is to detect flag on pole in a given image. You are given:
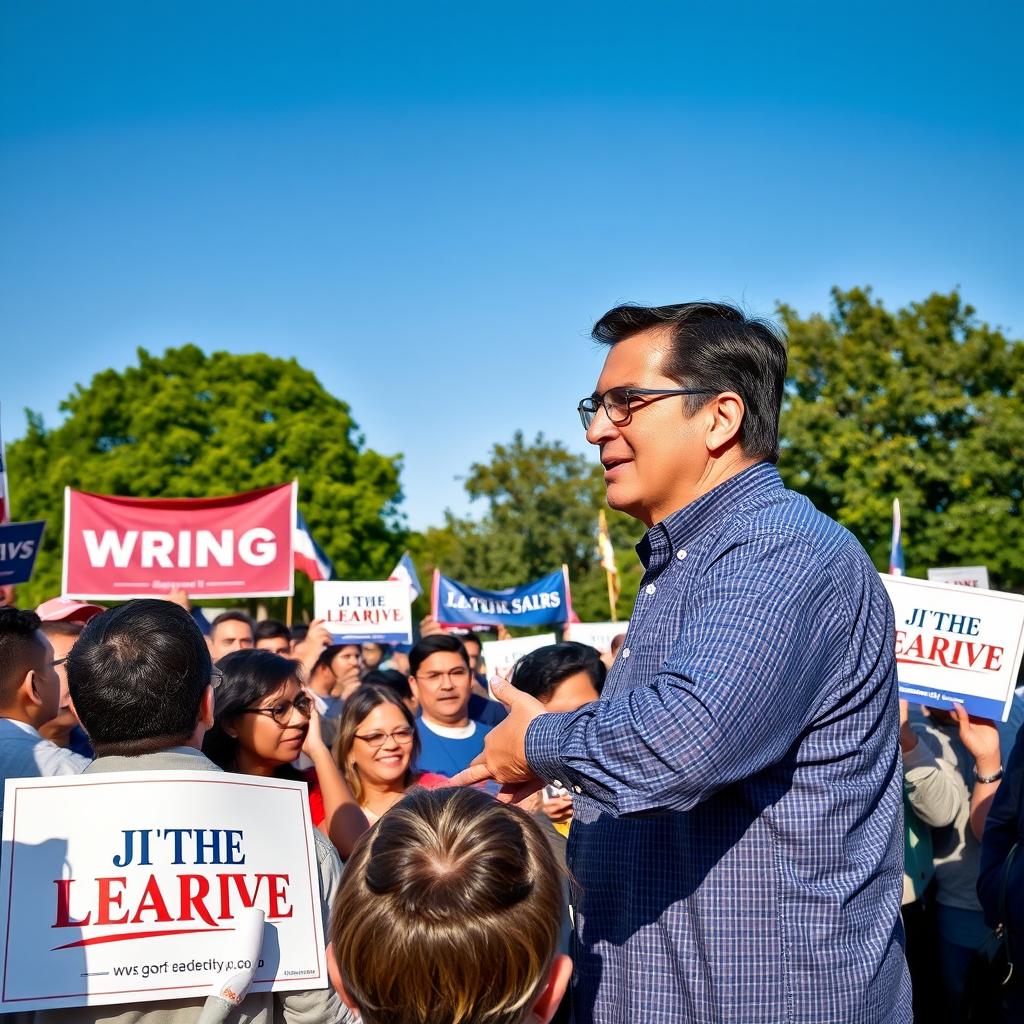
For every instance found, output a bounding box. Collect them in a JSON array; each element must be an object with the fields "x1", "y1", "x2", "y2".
[
  {"x1": 889, "y1": 498, "x2": 905, "y2": 576},
  {"x1": 598, "y1": 509, "x2": 620, "y2": 617},
  {"x1": 293, "y1": 510, "x2": 334, "y2": 582},
  {"x1": 0, "y1": 406, "x2": 9, "y2": 524},
  {"x1": 389, "y1": 551, "x2": 423, "y2": 602}
]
